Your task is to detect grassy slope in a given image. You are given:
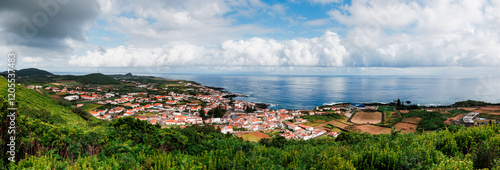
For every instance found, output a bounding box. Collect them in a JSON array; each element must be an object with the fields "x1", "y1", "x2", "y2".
[
  {"x1": 76, "y1": 73, "x2": 120, "y2": 84},
  {"x1": 0, "y1": 77, "x2": 86, "y2": 125}
]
